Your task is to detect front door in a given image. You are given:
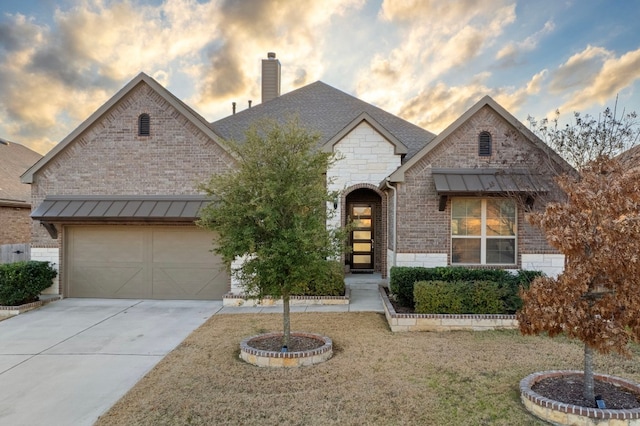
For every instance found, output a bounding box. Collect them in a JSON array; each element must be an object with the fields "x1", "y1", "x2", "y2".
[{"x1": 351, "y1": 204, "x2": 374, "y2": 270}]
